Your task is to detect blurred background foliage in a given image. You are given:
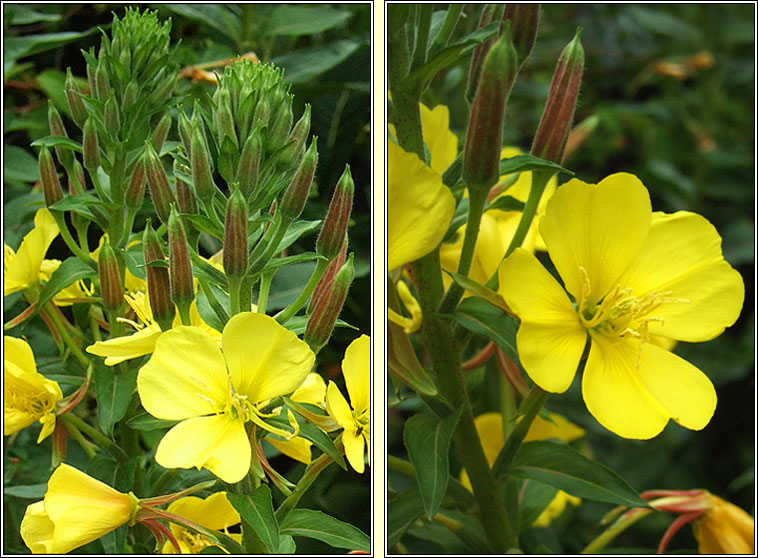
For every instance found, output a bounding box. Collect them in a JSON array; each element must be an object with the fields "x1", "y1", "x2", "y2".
[
  {"x1": 390, "y1": 3, "x2": 754, "y2": 554},
  {"x1": 4, "y1": 3, "x2": 370, "y2": 554}
]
